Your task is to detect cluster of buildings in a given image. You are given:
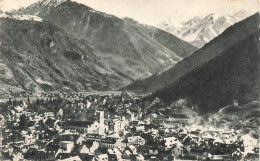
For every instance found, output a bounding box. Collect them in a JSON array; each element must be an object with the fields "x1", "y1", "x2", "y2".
[{"x1": 0, "y1": 93, "x2": 259, "y2": 161}]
